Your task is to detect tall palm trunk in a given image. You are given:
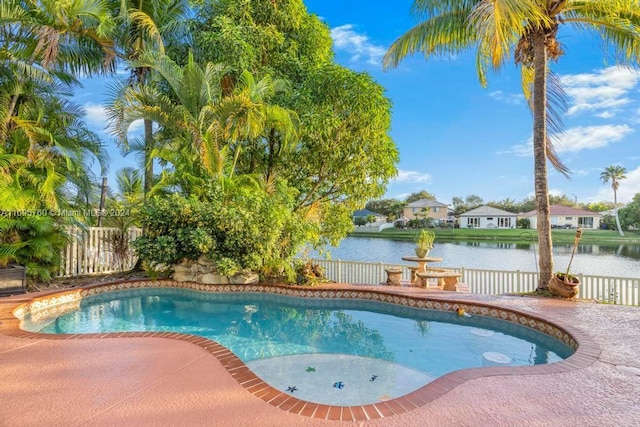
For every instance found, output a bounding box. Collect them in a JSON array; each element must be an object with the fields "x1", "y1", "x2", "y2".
[
  {"x1": 532, "y1": 33, "x2": 553, "y2": 290},
  {"x1": 613, "y1": 191, "x2": 625, "y2": 236},
  {"x1": 143, "y1": 118, "x2": 153, "y2": 198}
]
